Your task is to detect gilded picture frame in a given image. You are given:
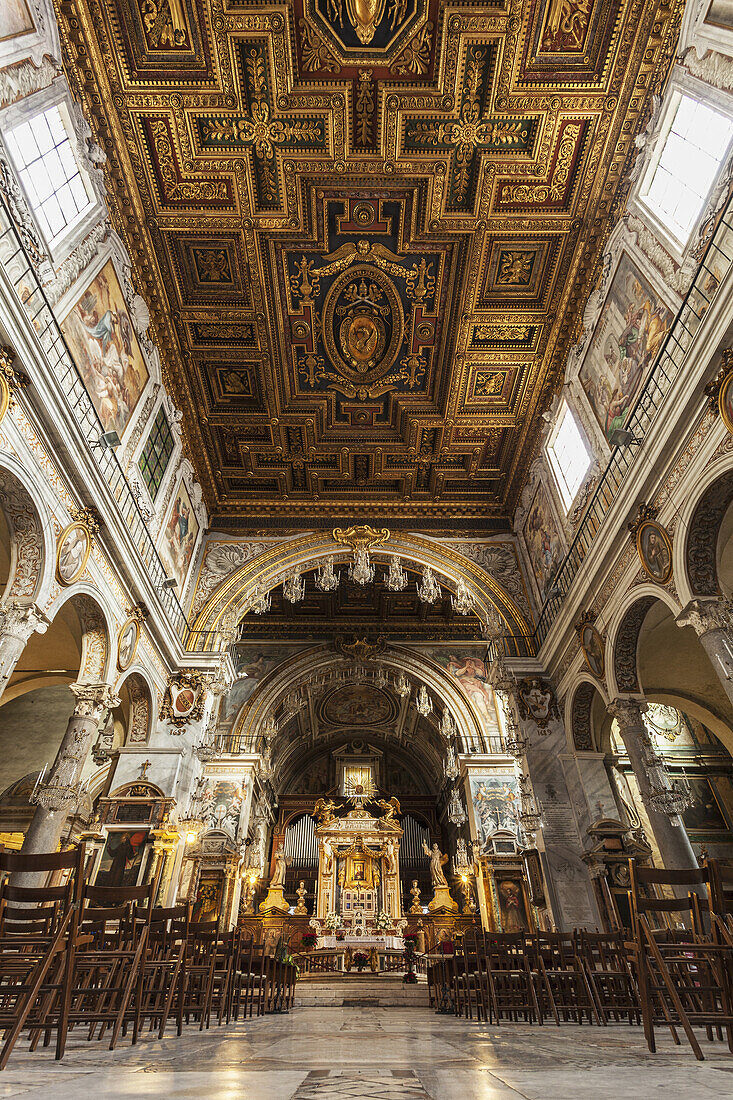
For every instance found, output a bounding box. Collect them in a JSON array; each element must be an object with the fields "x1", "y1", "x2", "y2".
[
  {"x1": 719, "y1": 368, "x2": 733, "y2": 435},
  {"x1": 0, "y1": 374, "x2": 10, "y2": 427},
  {"x1": 581, "y1": 623, "x2": 605, "y2": 680},
  {"x1": 56, "y1": 521, "x2": 92, "y2": 586},
  {"x1": 636, "y1": 518, "x2": 673, "y2": 585},
  {"x1": 116, "y1": 616, "x2": 141, "y2": 672}
]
